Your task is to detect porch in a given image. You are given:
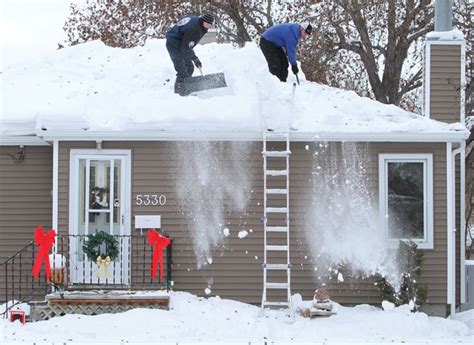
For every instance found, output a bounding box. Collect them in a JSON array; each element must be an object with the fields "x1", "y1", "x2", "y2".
[{"x1": 0, "y1": 233, "x2": 172, "y2": 321}]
